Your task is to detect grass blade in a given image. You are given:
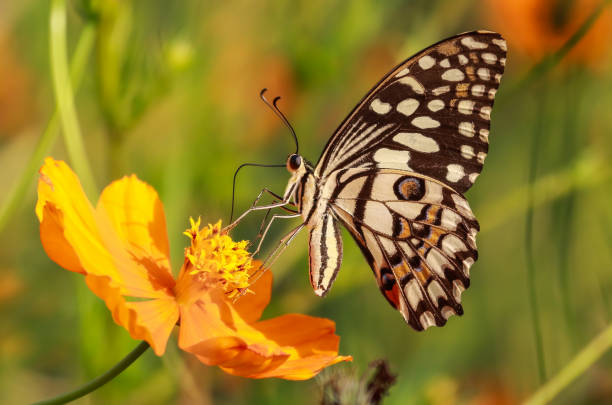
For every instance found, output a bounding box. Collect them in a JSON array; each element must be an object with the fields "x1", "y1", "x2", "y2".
[{"x1": 0, "y1": 23, "x2": 95, "y2": 233}]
